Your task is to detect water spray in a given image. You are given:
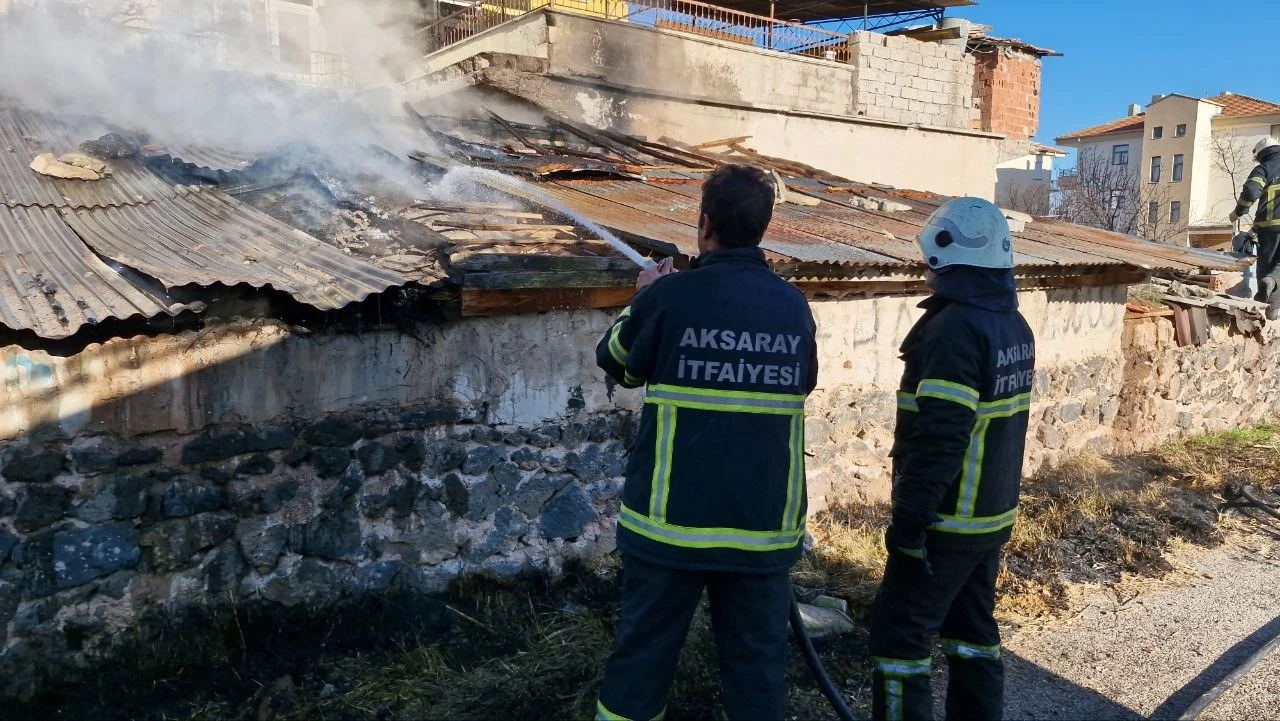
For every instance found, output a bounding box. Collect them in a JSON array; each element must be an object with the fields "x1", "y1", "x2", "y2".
[{"x1": 436, "y1": 166, "x2": 656, "y2": 268}]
